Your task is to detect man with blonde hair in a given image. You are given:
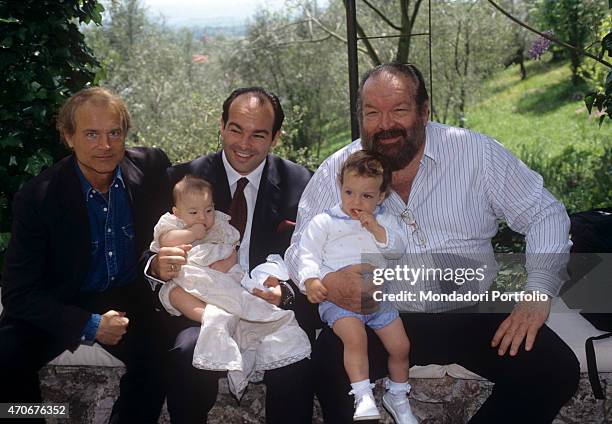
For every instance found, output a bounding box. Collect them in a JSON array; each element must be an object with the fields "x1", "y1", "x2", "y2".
[{"x1": 0, "y1": 87, "x2": 171, "y2": 423}]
